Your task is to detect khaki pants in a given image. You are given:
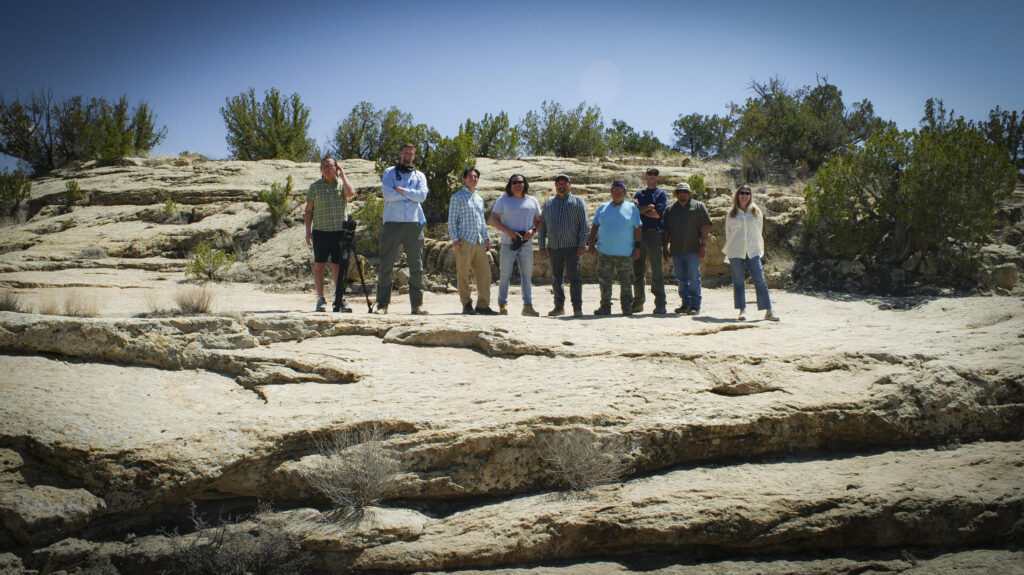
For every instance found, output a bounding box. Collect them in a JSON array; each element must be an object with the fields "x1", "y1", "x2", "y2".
[{"x1": 455, "y1": 241, "x2": 492, "y2": 307}]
